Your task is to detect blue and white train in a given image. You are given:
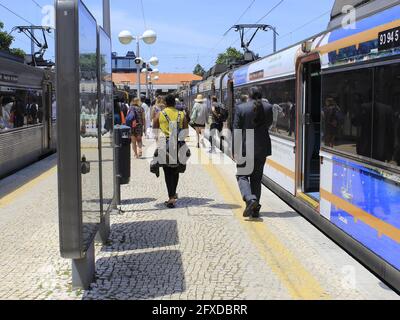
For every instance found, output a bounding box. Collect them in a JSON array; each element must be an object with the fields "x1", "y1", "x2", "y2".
[{"x1": 191, "y1": 0, "x2": 400, "y2": 292}]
